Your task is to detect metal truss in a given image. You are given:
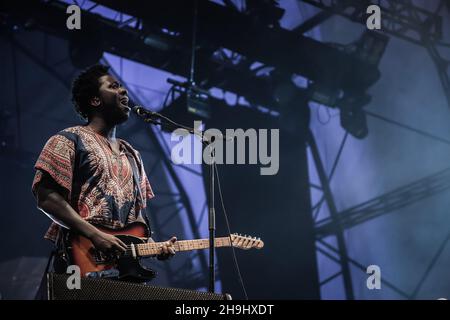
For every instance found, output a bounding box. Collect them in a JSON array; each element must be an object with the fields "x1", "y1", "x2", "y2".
[
  {"x1": 315, "y1": 166, "x2": 450, "y2": 239},
  {"x1": 301, "y1": 0, "x2": 450, "y2": 299},
  {"x1": 301, "y1": 0, "x2": 450, "y2": 111},
  {"x1": 307, "y1": 129, "x2": 355, "y2": 299},
  {"x1": 307, "y1": 127, "x2": 450, "y2": 299},
  {"x1": 301, "y1": 0, "x2": 443, "y2": 44}
]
